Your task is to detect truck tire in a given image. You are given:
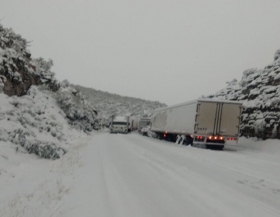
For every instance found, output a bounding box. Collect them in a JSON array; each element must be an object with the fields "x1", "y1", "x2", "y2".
[
  {"x1": 184, "y1": 136, "x2": 193, "y2": 146},
  {"x1": 157, "y1": 133, "x2": 163, "y2": 140}
]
